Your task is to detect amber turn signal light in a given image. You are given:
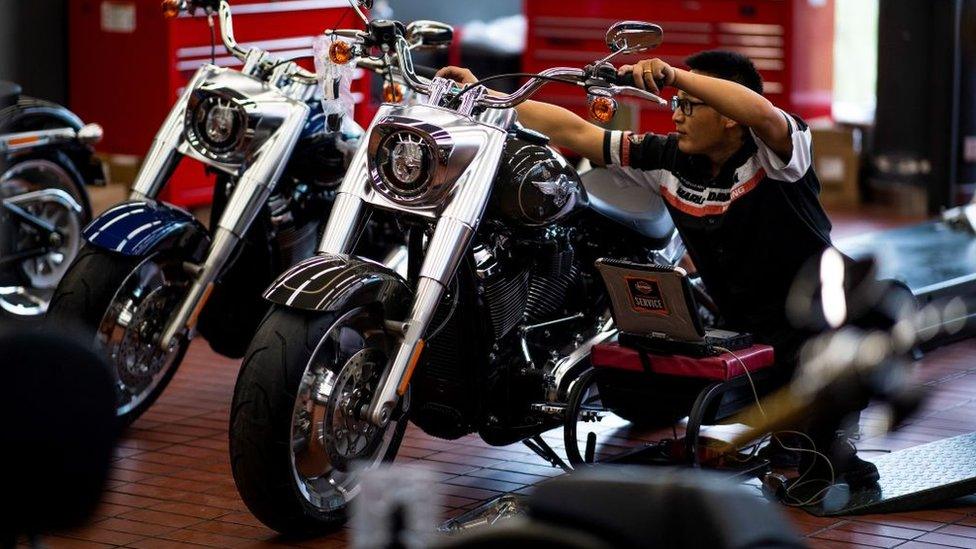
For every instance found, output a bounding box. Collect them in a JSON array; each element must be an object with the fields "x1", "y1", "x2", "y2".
[
  {"x1": 329, "y1": 41, "x2": 353, "y2": 65},
  {"x1": 383, "y1": 82, "x2": 404, "y2": 103},
  {"x1": 161, "y1": 0, "x2": 182, "y2": 18},
  {"x1": 589, "y1": 96, "x2": 617, "y2": 123}
]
